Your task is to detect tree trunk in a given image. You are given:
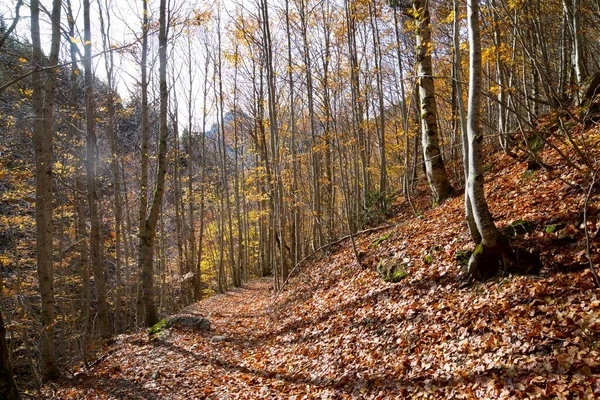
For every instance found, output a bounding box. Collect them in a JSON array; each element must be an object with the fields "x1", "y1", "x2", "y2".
[
  {"x1": 216, "y1": 8, "x2": 239, "y2": 288},
  {"x1": 30, "y1": 0, "x2": 61, "y2": 381},
  {"x1": 137, "y1": 0, "x2": 150, "y2": 326},
  {"x1": 467, "y1": 0, "x2": 502, "y2": 246},
  {"x1": 195, "y1": 41, "x2": 211, "y2": 301},
  {"x1": 185, "y1": 27, "x2": 197, "y2": 298},
  {"x1": 83, "y1": 0, "x2": 111, "y2": 340},
  {"x1": 369, "y1": 1, "x2": 387, "y2": 202},
  {"x1": 491, "y1": 0, "x2": 511, "y2": 154},
  {"x1": 0, "y1": 310, "x2": 19, "y2": 399},
  {"x1": 140, "y1": 0, "x2": 169, "y2": 327},
  {"x1": 300, "y1": 0, "x2": 323, "y2": 250},
  {"x1": 345, "y1": 0, "x2": 369, "y2": 214},
  {"x1": 285, "y1": 0, "x2": 300, "y2": 267},
  {"x1": 453, "y1": 0, "x2": 480, "y2": 243},
  {"x1": 262, "y1": 0, "x2": 286, "y2": 288},
  {"x1": 466, "y1": 0, "x2": 512, "y2": 280},
  {"x1": 413, "y1": 0, "x2": 454, "y2": 204}
]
